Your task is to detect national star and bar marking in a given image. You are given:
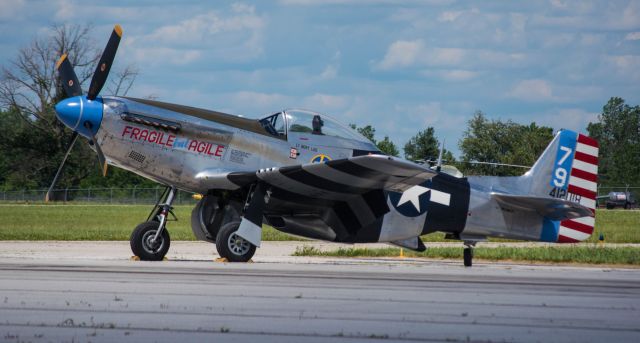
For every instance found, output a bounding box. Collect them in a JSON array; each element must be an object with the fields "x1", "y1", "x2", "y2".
[{"x1": 396, "y1": 185, "x2": 451, "y2": 212}]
